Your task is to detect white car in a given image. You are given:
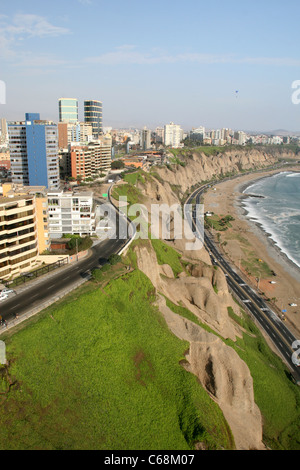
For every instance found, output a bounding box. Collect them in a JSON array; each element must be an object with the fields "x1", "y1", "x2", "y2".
[
  {"x1": 0, "y1": 293, "x2": 8, "y2": 301},
  {"x1": 1, "y1": 288, "x2": 14, "y2": 295},
  {"x1": 289, "y1": 303, "x2": 297, "y2": 307}
]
